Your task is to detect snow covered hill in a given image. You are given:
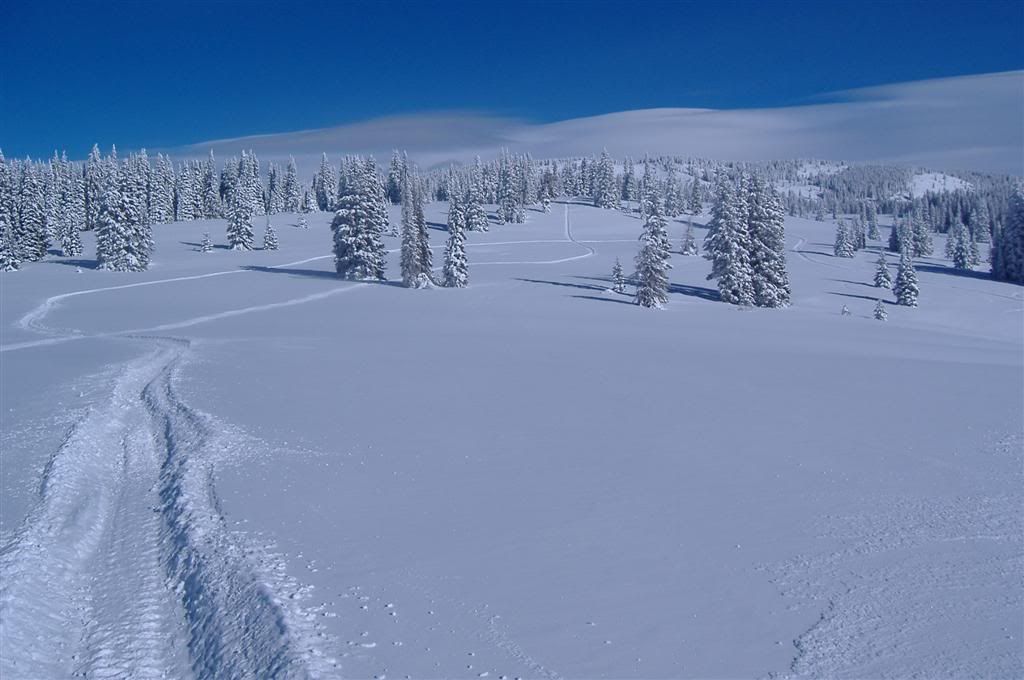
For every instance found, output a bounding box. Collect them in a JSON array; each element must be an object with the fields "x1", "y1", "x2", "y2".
[{"x1": 2, "y1": 202, "x2": 1021, "y2": 678}]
